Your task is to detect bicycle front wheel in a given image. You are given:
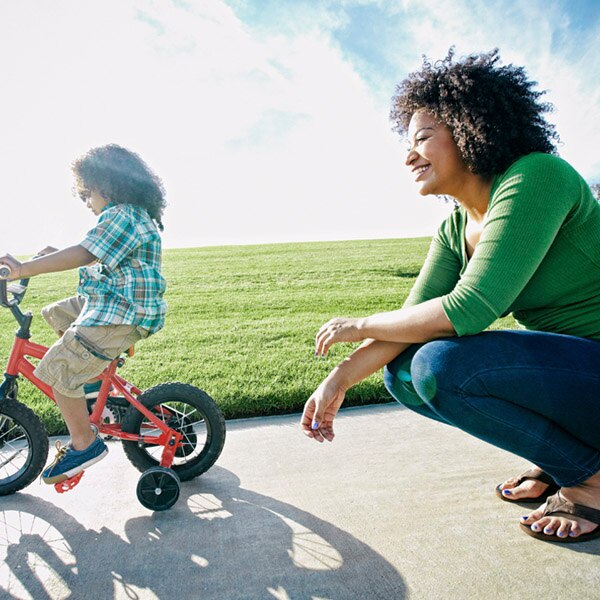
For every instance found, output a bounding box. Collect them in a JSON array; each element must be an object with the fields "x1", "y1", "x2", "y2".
[
  {"x1": 121, "y1": 383, "x2": 225, "y2": 481},
  {"x1": 0, "y1": 398, "x2": 49, "y2": 495}
]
